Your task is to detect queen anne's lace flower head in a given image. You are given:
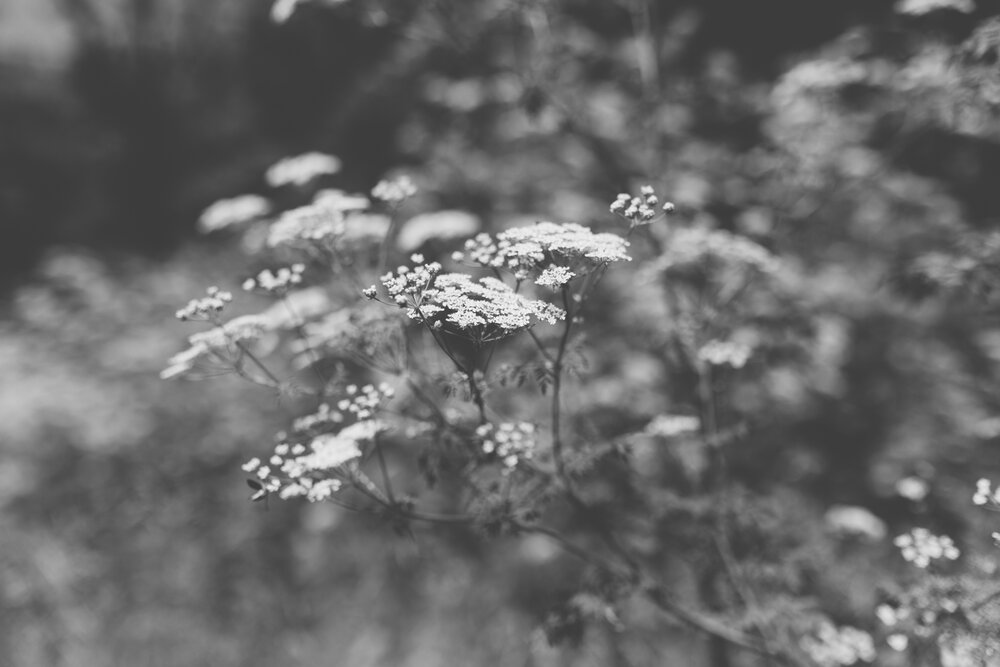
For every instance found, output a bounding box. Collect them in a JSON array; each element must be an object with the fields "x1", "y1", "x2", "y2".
[
  {"x1": 373, "y1": 256, "x2": 564, "y2": 342},
  {"x1": 454, "y1": 221, "x2": 630, "y2": 284},
  {"x1": 161, "y1": 314, "x2": 271, "y2": 379}
]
